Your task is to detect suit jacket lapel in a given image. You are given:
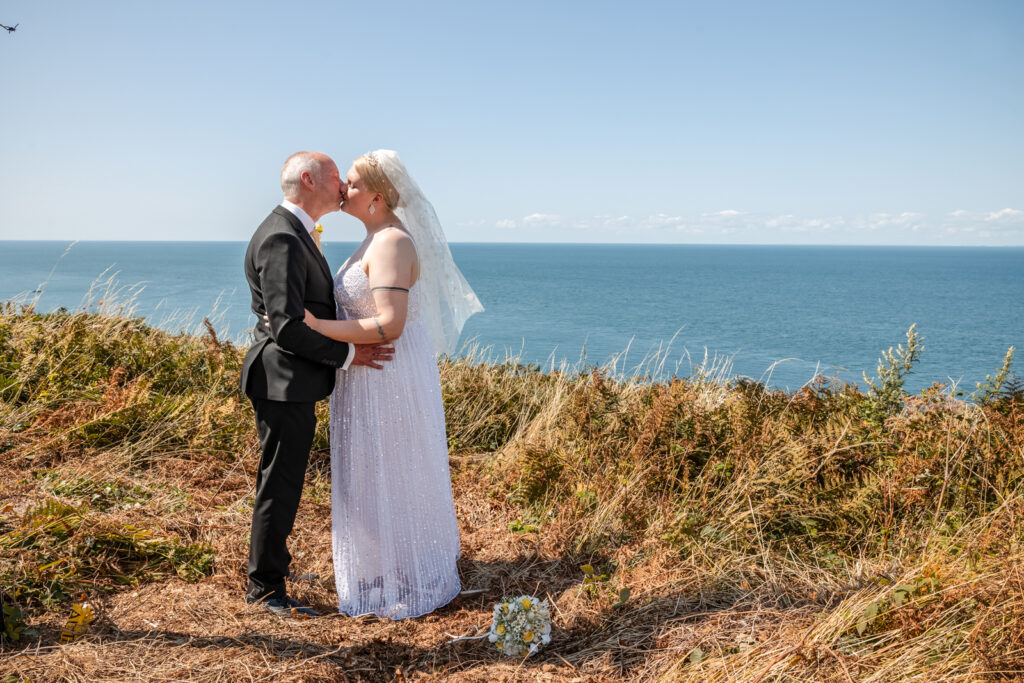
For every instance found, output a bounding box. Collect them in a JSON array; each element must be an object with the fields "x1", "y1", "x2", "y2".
[{"x1": 273, "y1": 206, "x2": 334, "y2": 284}]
